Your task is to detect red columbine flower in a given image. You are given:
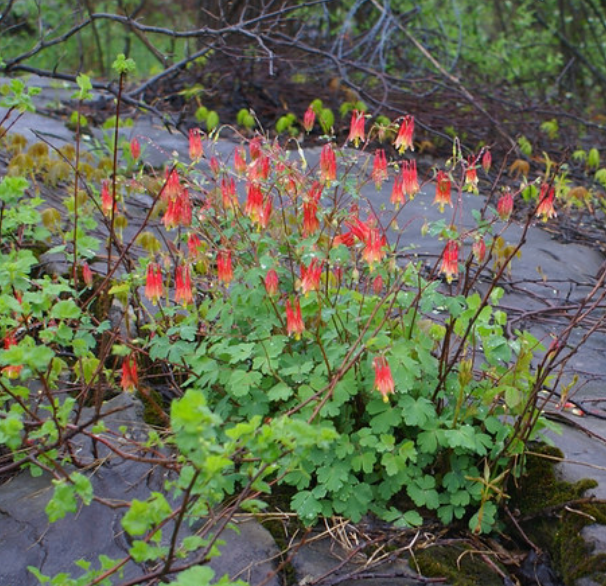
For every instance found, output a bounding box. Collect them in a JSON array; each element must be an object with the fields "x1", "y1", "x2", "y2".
[
  {"x1": 333, "y1": 265, "x2": 343, "y2": 284},
  {"x1": 209, "y1": 156, "x2": 220, "y2": 175},
  {"x1": 434, "y1": 171, "x2": 452, "y2": 212},
  {"x1": 472, "y1": 238, "x2": 487, "y2": 264},
  {"x1": 164, "y1": 168, "x2": 182, "y2": 201},
  {"x1": 249, "y1": 136, "x2": 262, "y2": 160},
  {"x1": 221, "y1": 176, "x2": 238, "y2": 210},
  {"x1": 440, "y1": 240, "x2": 459, "y2": 283},
  {"x1": 285, "y1": 297, "x2": 305, "y2": 339},
  {"x1": 163, "y1": 199, "x2": 179, "y2": 230},
  {"x1": 189, "y1": 128, "x2": 203, "y2": 161},
  {"x1": 245, "y1": 182, "x2": 264, "y2": 222},
  {"x1": 348, "y1": 110, "x2": 365, "y2": 147},
  {"x1": 187, "y1": 233, "x2": 202, "y2": 258},
  {"x1": 303, "y1": 199, "x2": 319, "y2": 237},
  {"x1": 372, "y1": 274, "x2": 384, "y2": 294},
  {"x1": 333, "y1": 230, "x2": 355, "y2": 248},
  {"x1": 2, "y1": 332, "x2": 22, "y2": 379},
  {"x1": 303, "y1": 107, "x2": 316, "y2": 132},
  {"x1": 373, "y1": 356, "x2": 395, "y2": 402},
  {"x1": 372, "y1": 149, "x2": 388, "y2": 189},
  {"x1": 175, "y1": 264, "x2": 194, "y2": 305},
  {"x1": 465, "y1": 157, "x2": 478, "y2": 193},
  {"x1": 258, "y1": 197, "x2": 273, "y2": 229},
  {"x1": 121, "y1": 353, "x2": 139, "y2": 393},
  {"x1": 394, "y1": 115, "x2": 414, "y2": 154},
  {"x1": 536, "y1": 183, "x2": 557, "y2": 222},
  {"x1": 179, "y1": 188, "x2": 192, "y2": 226},
  {"x1": 391, "y1": 173, "x2": 405, "y2": 207},
  {"x1": 145, "y1": 263, "x2": 163, "y2": 305},
  {"x1": 82, "y1": 261, "x2": 93, "y2": 287},
  {"x1": 320, "y1": 143, "x2": 337, "y2": 184},
  {"x1": 402, "y1": 159, "x2": 419, "y2": 199},
  {"x1": 309, "y1": 181, "x2": 323, "y2": 203},
  {"x1": 300, "y1": 258, "x2": 323, "y2": 295},
  {"x1": 482, "y1": 149, "x2": 492, "y2": 173},
  {"x1": 234, "y1": 147, "x2": 247, "y2": 175},
  {"x1": 362, "y1": 227, "x2": 387, "y2": 269},
  {"x1": 163, "y1": 188, "x2": 192, "y2": 230},
  {"x1": 101, "y1": 180, "x2": 115, "y2": 216},
  {"x1": 217, "y1": 250, "x2": 233, "y2": 285},
  {"x1": 302, "y1": 182, "x2": 322, "y2": 237},
  {"x1": 248, "y1": 155, "x2": 270, "y2": 182},
  {"x1": 497, "y1": 189, "x2": 513, "y2": 221},
  {"x1": 130, "y1": 137, "x2": 141, "y2": 161},
  {"x1": 347, "y1": 217, "x2": 387, "y2": 270},
  {"x1": 265, "y1": 268, "x2": 279, "y2": 296}
]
